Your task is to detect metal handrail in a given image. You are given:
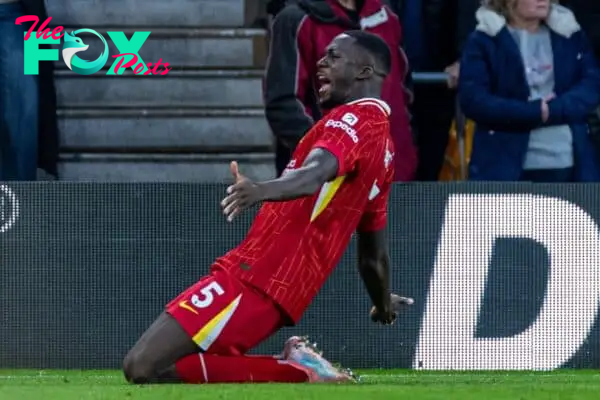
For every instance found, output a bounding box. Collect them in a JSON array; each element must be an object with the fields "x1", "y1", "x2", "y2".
[
  {"x1": 411, "y1": 71, "x2": 468, "y2": 180},
  {"x1": 411, "y1": 72, "x2": 448, "y2": 84}
]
